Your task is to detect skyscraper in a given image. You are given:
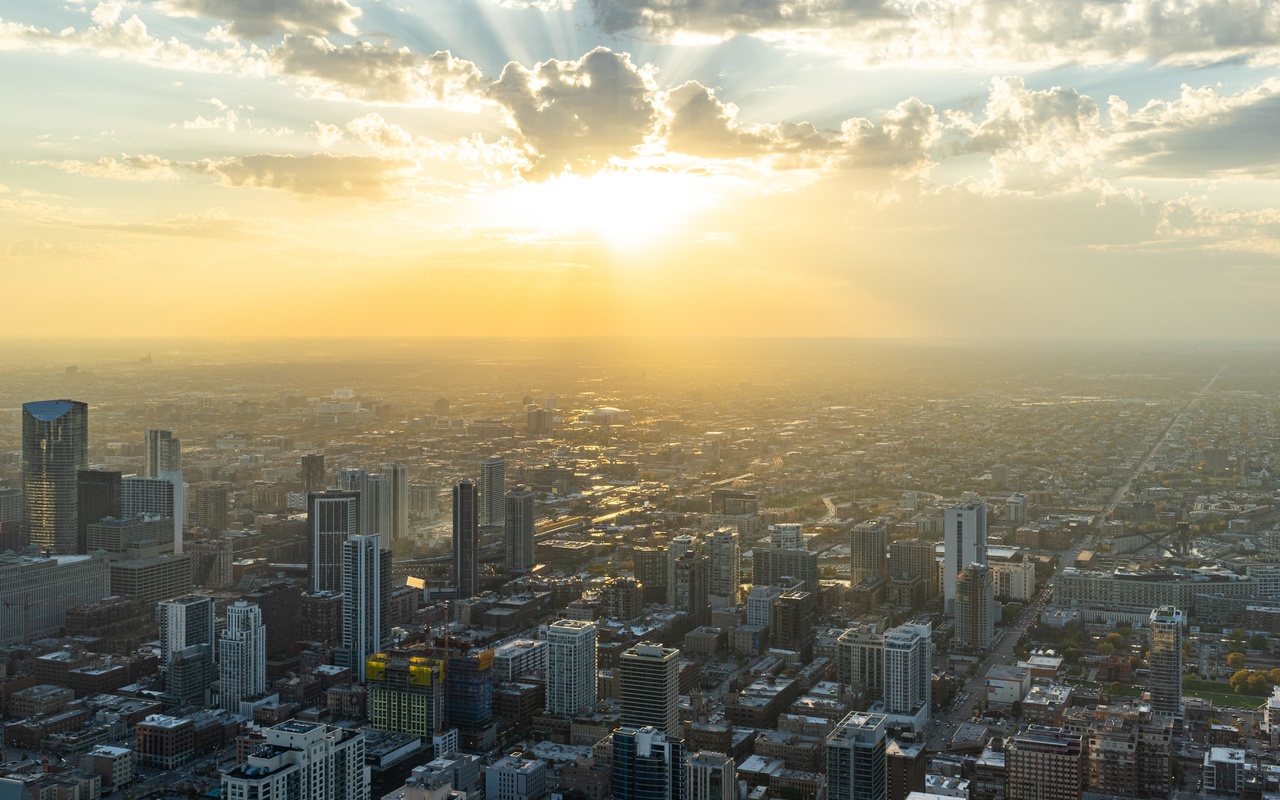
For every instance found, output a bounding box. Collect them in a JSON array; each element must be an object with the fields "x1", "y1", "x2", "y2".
[
  {"x1": 944, "y1": 501, "x2": 988, "y2": 615},
  {"x1": 381, "y1": 463, "x2": 409, "y2": 542},
  {"x1": 366, "y1": 651, "x2": 445, "y2": 736},
  {"x1": 673, "y1": 550, "x2": 709, "y2": 627},
  {"x1": 453, "y1": 479, "x2": 479, "y2": 599},
  {"x1": 192, "y1": 482, "x2": 230, "y2": 534},
  {"x1": 667, "y1": 535, "x2": 697, "y2": 605},
  {"x1": 144, "y1": 429, "x2": 181, "y2": 477},
  {"x1": 1148, "y1": 606, "x2": 1185, "y2": 721},
  {"x1": 1005, "y1": 726, "x2": 1084, "y2": 800},
  {"x1": 480, "y1": 456, "x2": 505, "y2": 527},
  {"x1": 339, "y1": 468, "x2": 390, "y2": 538},
  {"x1": 687, "y1": 751, "x2": 735, "y2": 800},
  {"x1": 547, "y1": 619, "x2": 598, "y2": 716},
  {"x1": 219, "y1": 600, "x2": 267, "y2": 710},
  {"x1": 882, "y1": 622, "x2": 933, "y2": 729},
  {"x1": 889, "y1": 538, "x2": 937, "y2": 599},
  {"x1": 221, "y1": 720, "x2": 367, "y2": 800},
  {"x1": 504, "y1": 486, "x2": 535, "y2": 573},
  {"x1": 339, "y1": 533, "x2": 389, "y2": 679},
  {"x1": 301, "y1": 453, "x2": 325, "y2": 493},
  {"x1": 850, "y1": 519, "x2": 888, "y2": 587},
  {"x1": 308, "y1": 490, "x2": 360, "y2": 592},
  {"x1": 619, "y1": 643, "x2": 680, "y2": 737},
  {"x1": 23, "y1": 399, "x2": 89, "y2": 554},
  {"x1": 826, "y1": 711, "x2": 887, "y2": 800},
  {"x1": 76, "y1": 469, "x2": 121, "y2": 554},
  {"x1": 955, "y1": 564, "x2": 996, "y2": 652},
  {"x1": 445, "y1": 647, "x2": 495, "y2": 750},
  {"x1": 705, "y1": 528, "x2": 741, "y2": 604},
  {"x1": 157, "y1": 595, "x2": 215, "y2": 705},
  {"x1": 612, "y1": 726, "x2": 687, "y2": 800},
  {"x1": 122, "y1": 472, "x2": 185, "y2": 555}
]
